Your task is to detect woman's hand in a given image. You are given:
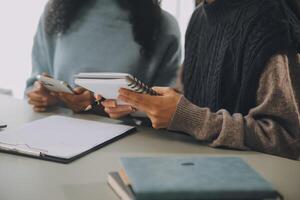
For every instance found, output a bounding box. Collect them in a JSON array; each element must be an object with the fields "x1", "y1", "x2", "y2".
[
  {"x1": 57, "y1": 87, "x2": 94, "y2": 113},
  {"x1": 118, "y1": 87, "x2": 182, "y2": 129},
  {"x1": 27, "y1": 81, "x2": 59, "y2": 112},
  {"x1": 101, "y1": 99, "x2": 136, "y2": 119}
]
